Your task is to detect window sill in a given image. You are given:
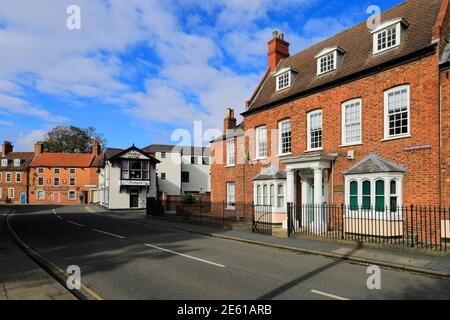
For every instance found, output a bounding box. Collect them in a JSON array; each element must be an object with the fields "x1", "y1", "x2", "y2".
[
  {"x1": 381, "y1": 134, "x2": 411, "y2": 142},
  {"x1": 305, "y1": 148, "x2": 323, "y2": 153},
  {"x1": 277, "y1": 153, "x2": 292, "y2": 158},
  {"x1": 225, "y1": 165, "x2": 235, "y2": 168},
  {"x1": 226, "y1": 207, "x2": 236, "y2": 211},
  {"x1": 255, "y1": 157, "x2": 268, "y2": 161},
  {"x1": 339, "y1": 142, "x2": 363, "y2": 148}
]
